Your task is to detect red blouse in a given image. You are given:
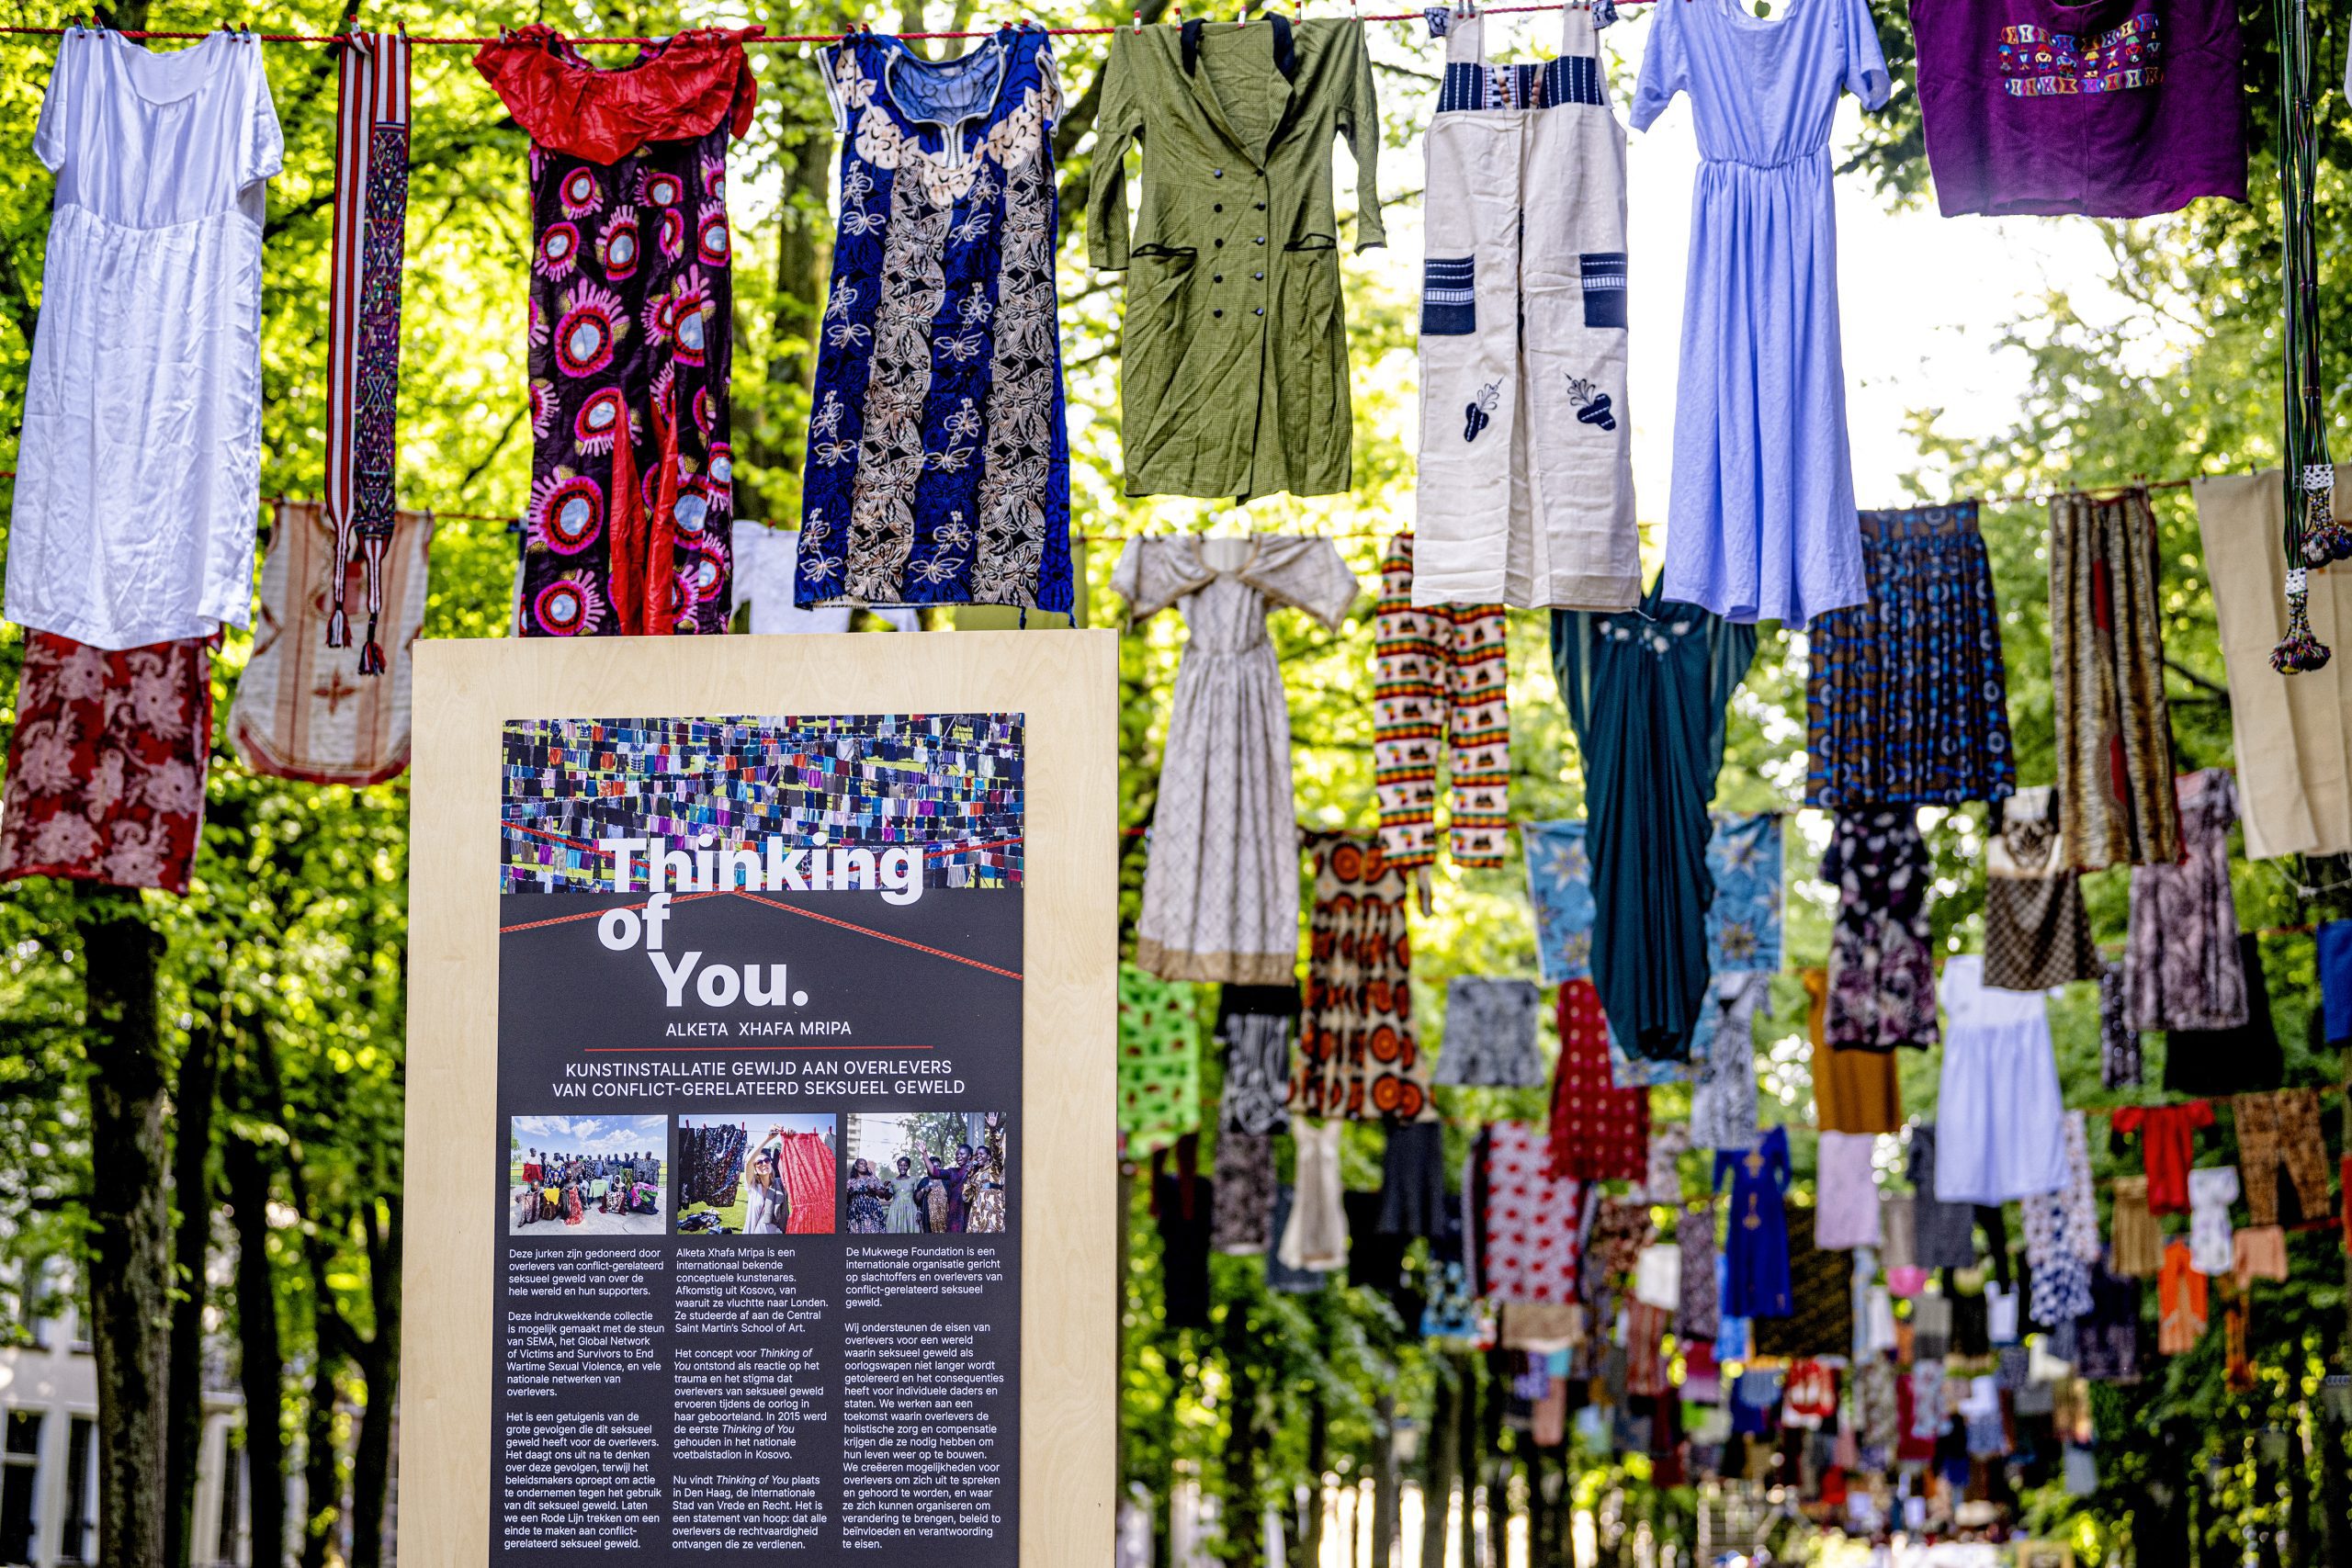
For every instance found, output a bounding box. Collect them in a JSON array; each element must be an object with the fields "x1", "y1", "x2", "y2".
[{"x1": 473, "y1": 24, "x2": 760, "y2": 164}]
